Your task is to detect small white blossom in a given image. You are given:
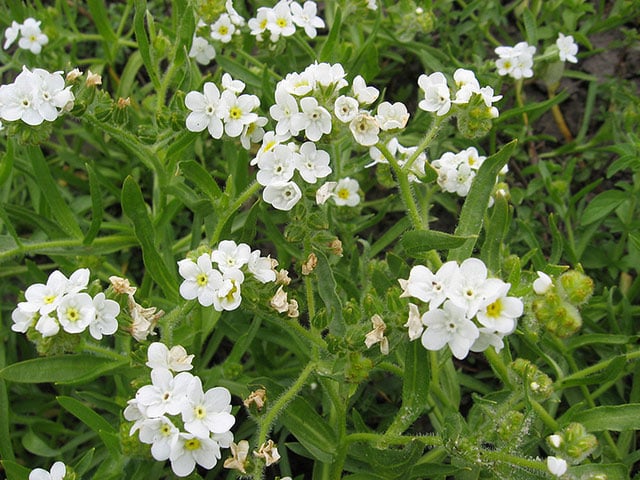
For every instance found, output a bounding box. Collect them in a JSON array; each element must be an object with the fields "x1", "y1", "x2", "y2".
[
  {"x1": 263, "y1": 181, "x2": 302, "y2": 210},
  {"x1": 546, "y1": 456, "x2": 568, "y2": 477},
  {"x1": 421, "y1": 300, "x2": 479, "y2": 360},
  {"x1": 332, "y1": 177, "x2": 360, "y2": 206},
  {"x1": 177, "y1": 253, "x2": 222, "y2": 307},
  {"x1": 556, "y1": 33, "x2": 578, "y2": 63},
  {"x1": 211, "y1": 13, "x2": 236, "y2": 43},
  {"x1": 352, "y1": 75, "x2": 379, "y2": 105},
  {"x1": 418, "y1": 72, "x2": 451, "y2": 116},
  {"x1": 170, "y1": 433, "x2": 222, "y2": 477},
  {"x1": 189, "y1": 36, "x2": 216, "y2": 65},
  {"x1": 334, "y1": 95, "x2": 359, "y2": 123},
  {"x1": 146, "y1": 342, "x2": 194, "y2": 372},
  {"x1": 211, "y1": 240, "x2": 252, "y2": 273},
  {"x1": 375, "y1": 101, "x2": 409, "y2": 130},
  {"x1": 533, "y1": 271, "x2": 553, "y2": 294},
  {"x1": 17, "y1": 18, "x2": 48, "y2": 54},
  {"x1": 57, "y1": 292, "x2": 96, "y2": 334},
  {"x1": 290, "y1": 1, "x2": 325, "y2": 38},
  {"x1": 291, "y1": 96, "x2": 332, "y2": 141},
  {"x1": 295, "y1": 141, "x2": 331, "y2": 183},
  {"x1": 28, "y1": 461, "x2": 66, "y2": 480},
  {"x1": 90, "y1": 292, "x2": 120, "y2": 340},
  {"x1": 185, "y1": 82, "x2": 224, "y2": 138},
  {"x1": 349, "y1": 112, "x2": 380, "y2": 146}
]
